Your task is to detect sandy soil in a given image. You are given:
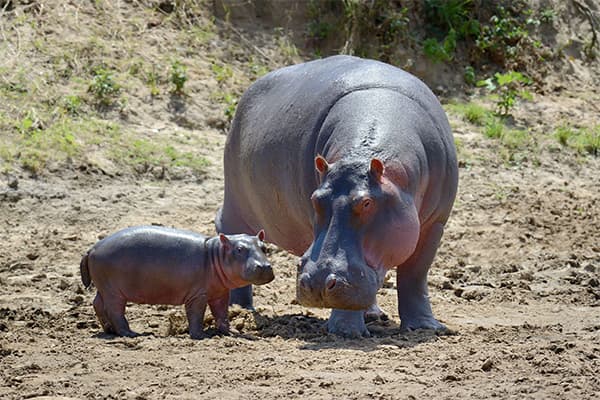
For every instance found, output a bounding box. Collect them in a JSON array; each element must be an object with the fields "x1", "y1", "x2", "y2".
[
  {"x1": 1, "y1": 1, "x2": 600, "y2": 399},
  {"x1": 1, "y1": 92, "x2": 599, "y2": 399}
]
